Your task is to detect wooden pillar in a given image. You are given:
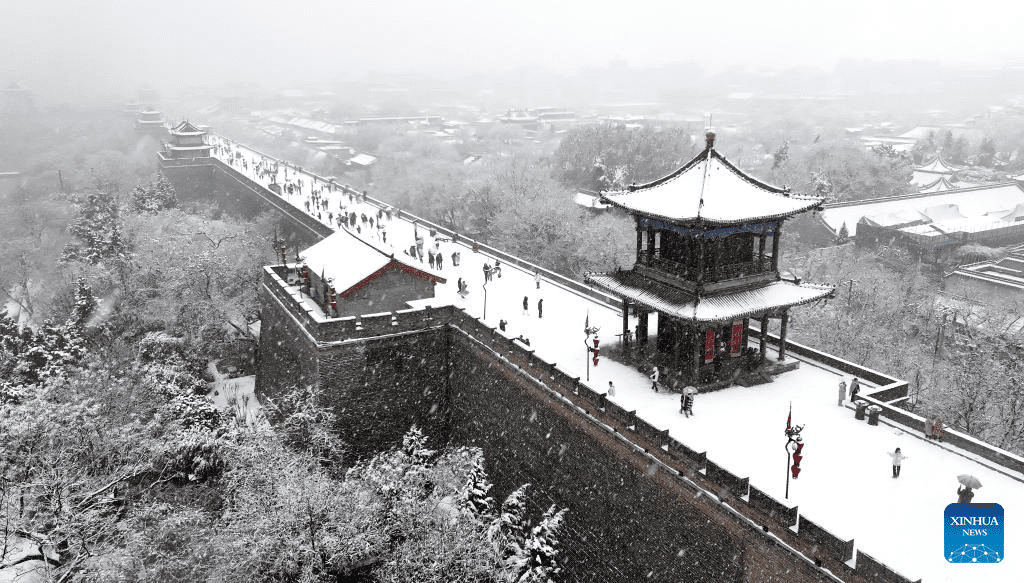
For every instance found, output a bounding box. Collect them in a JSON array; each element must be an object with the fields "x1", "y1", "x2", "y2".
[
  {"x1": 758, "y1": 234, "x2": 767, "y2": 271},
  {"x1": 673, "y1": 321, "x2": 682, "y2": 371},
  {"x1": 638, "y1": 311, "x2": 649, "y2": 344},
  {"x1": 778, "y1": 311, "x2": 789, "y2": 361},
  {"x1": 622, "y1": 298, "x2": 630, "y2": 345},
  {"x1": 759, "y1": 317, "x2": 769, "y2": 364},
  {"x1": 691, "y1": 326, "x2": 702, "y2": 383},
  {"x1": 647, "y1": 225, "x2": 655, "y2": 263},
  {"x1": 771, "y1": 223, "x2": 782, "y2": 271},
  {"x1": 696, "y1": 232, "x2": 705, "y2": 287},
  {"x1": 636, "y1": 222, "x2": 643, "y2": 264}
]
